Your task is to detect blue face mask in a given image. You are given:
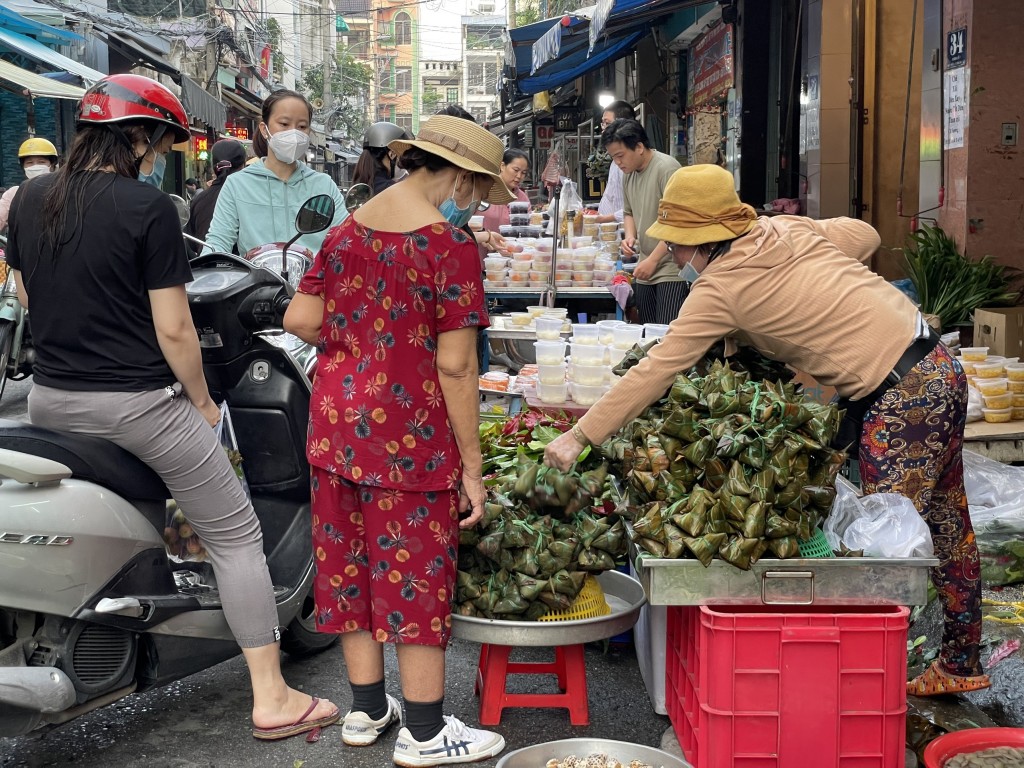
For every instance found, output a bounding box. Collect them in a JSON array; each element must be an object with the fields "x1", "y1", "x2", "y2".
[
  {"x1": 138, "y1": 152, "x2": 167, "y2": 188},
  {"x1": 678, "y1": 258, "x2": 701, "y2": 284},
  {"x1": 438, "y1": 175, "x2": 479, "y2": 228}
]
